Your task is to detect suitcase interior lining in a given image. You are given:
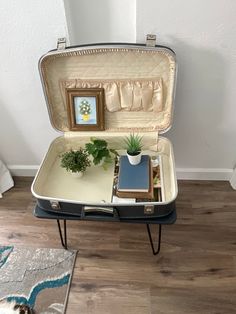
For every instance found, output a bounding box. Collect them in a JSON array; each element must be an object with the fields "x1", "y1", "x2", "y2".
[
  {"x1": 59, "y1": 77, "x2": 163, "y2": 113},
  {"x1": 32, "y1": 135, "x2": 176, "y2": 205},
  {"x1": 40, "y1": 48, "x2": 176, "y2": 133}
]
